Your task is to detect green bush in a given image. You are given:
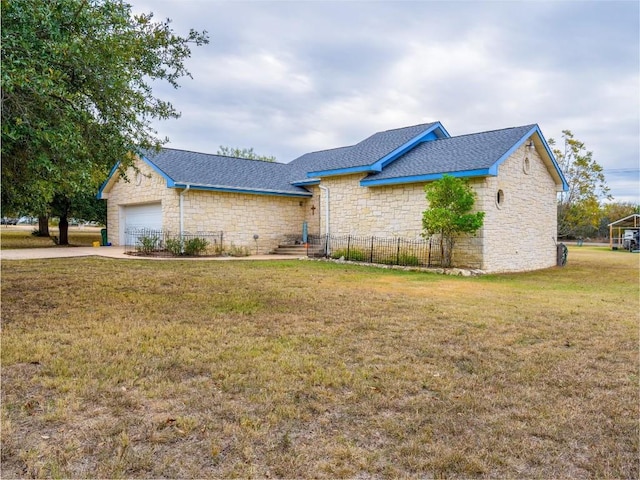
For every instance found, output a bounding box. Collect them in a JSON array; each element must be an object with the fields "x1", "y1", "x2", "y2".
[
  {"x1": 165, "y1": 238, "x2": 183, "y2": 256},
  {"x1": 137, "y1": 235, "x2": 159, "y2": 254},
  {"x1": 227, "y1": 243, "x2": 250, "y2": 257},
  {"x1": 397, "y1": 253, "x2": 420, "y2": 266},
  {"x1": 331, "y1": 248, "x2": 368, "y2": 262},
  {"x1": 184, "y1": 237, "x2": 209, "y2": 256}
]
